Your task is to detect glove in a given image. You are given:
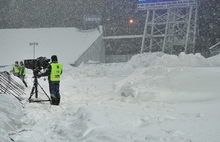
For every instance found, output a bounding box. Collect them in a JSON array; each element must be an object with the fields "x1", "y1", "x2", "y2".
[{"x1": 37, "y1": 74, "x2": 41, "y2": 78}]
